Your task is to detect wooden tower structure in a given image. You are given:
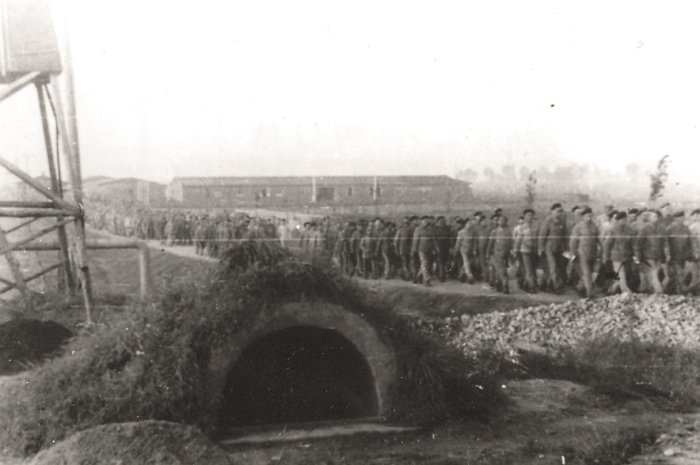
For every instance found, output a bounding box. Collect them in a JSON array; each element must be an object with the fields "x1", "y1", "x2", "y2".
[{"x1": 0, "y1": 0, "x2": 94, "y2": 320}]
